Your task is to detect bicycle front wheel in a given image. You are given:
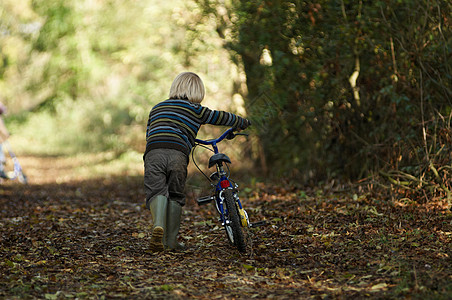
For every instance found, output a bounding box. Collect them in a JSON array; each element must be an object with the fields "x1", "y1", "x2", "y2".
[{"x1": 223, "y1": 189, "x2": 246, "y2": 252}]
